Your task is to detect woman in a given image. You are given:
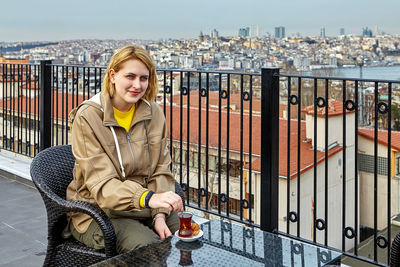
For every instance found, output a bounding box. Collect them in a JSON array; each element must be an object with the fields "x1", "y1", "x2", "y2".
[{"x1": 66, "y1": 45, "x2": 183, "y2": 253}]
